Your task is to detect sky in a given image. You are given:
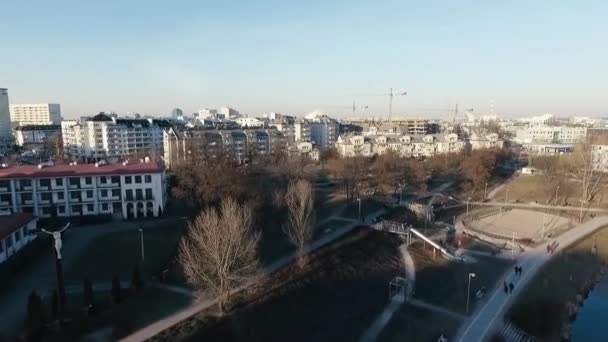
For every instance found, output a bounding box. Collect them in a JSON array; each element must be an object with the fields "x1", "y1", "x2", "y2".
[{"x1": 1, "y1": 0, "x2": 607, "y2": 119}]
